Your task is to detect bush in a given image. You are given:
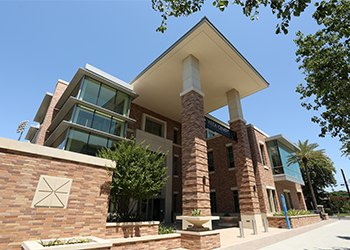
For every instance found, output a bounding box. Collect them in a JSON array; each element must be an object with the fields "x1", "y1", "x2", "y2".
[
  {"x1": 273, "y1": 209, "x2": 314, "y2": 216},
  {"x1": 158, "y1": 224, "x2": 176, "y2": 234}
]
